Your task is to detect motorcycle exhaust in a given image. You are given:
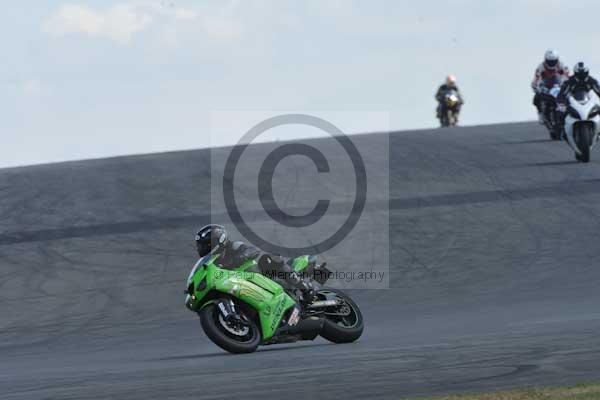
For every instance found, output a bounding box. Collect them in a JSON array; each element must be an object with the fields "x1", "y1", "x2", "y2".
[
  {"x1": 308, "y1": 299, "x2": 339, "y2": 308},
  {"x1": 273, "y1": 316, "x2": 324, "y2": 341},
  {"x1": 286, "y1": 317, "x2": 324, "y2": 340}
]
